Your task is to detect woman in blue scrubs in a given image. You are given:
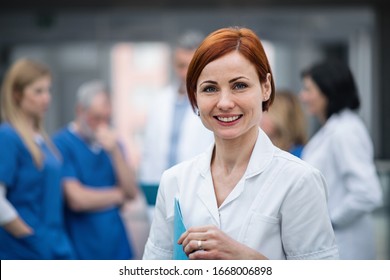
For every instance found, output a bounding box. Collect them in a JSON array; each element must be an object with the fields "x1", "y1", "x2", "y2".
[{"x1": 0, "y1": 58, "x2": 75, "y2": 259}]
